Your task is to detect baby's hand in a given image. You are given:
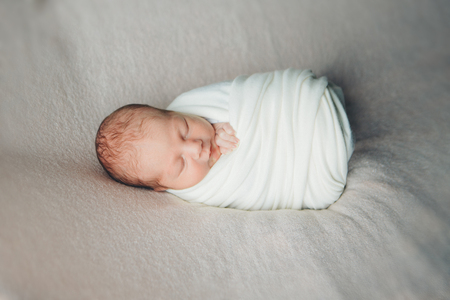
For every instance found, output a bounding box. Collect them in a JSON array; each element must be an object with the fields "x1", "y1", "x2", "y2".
[{"x1": 212, "y1": 122, "x2": 239, "y2": 155}]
